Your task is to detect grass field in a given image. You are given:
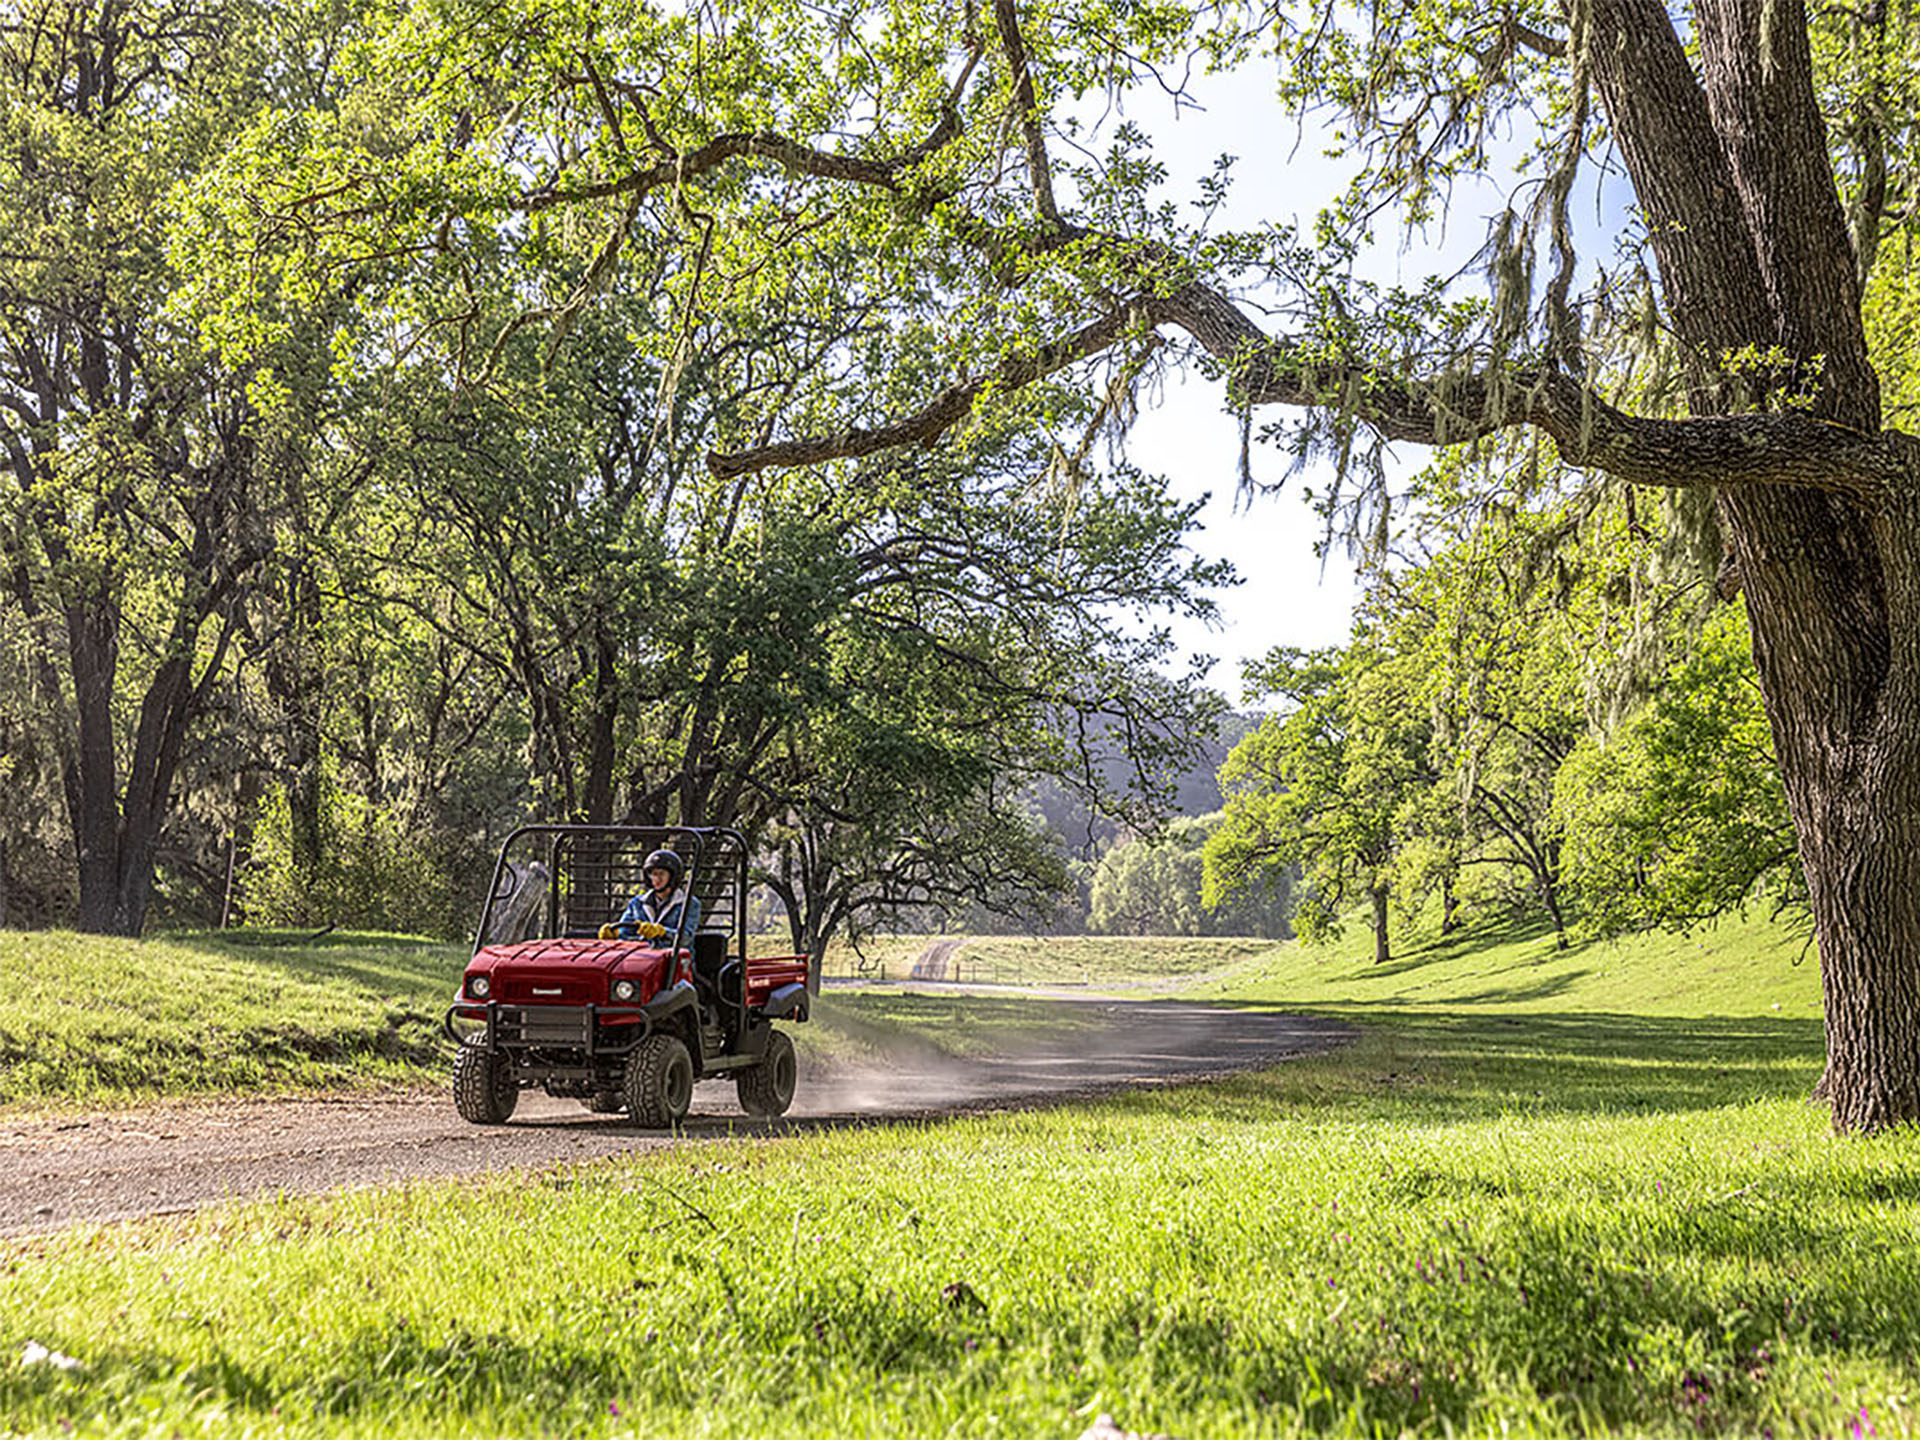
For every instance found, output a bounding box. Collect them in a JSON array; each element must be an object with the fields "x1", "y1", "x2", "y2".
[
  {"x1": 0, "y1": 930, "x2": 1282, "y2": 1109},
  {"x1": 6, "y1": 912, "x2": 1902, "y2": 1438},
  {"x1": 0, "y1": 928, "x2": 459, "y2": 1107},
  {"x1": 815, "y1": 933, "x2": 1282, "y2": 986}
]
